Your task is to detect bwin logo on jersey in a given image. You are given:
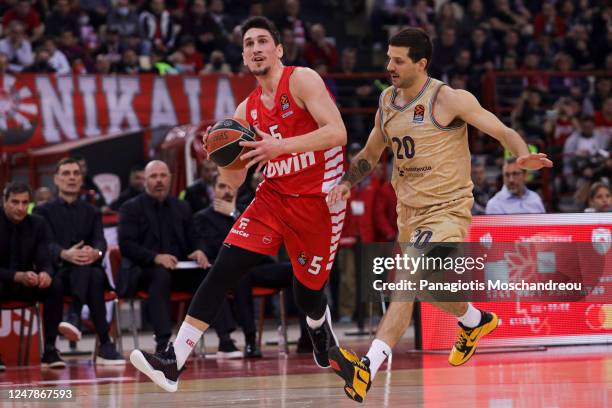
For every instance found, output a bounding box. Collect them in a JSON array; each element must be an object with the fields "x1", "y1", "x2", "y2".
[{"x1": 413, "y1": 104, "x2": 425, "y2": 124}]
